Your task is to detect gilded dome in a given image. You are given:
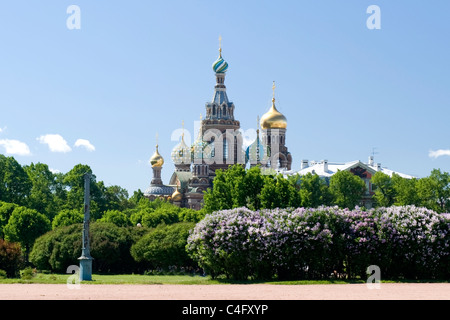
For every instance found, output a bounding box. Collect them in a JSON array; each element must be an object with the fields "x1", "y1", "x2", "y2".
[
  {"x1": 260, "y1": 98, "x2": 287, "y2": 129},
  {"x1": 171, "y1": 188, "x2": 183, "y2": 202},
  {"x1": 150, "y1": 145, "x2": 164, "y2": 167}
]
